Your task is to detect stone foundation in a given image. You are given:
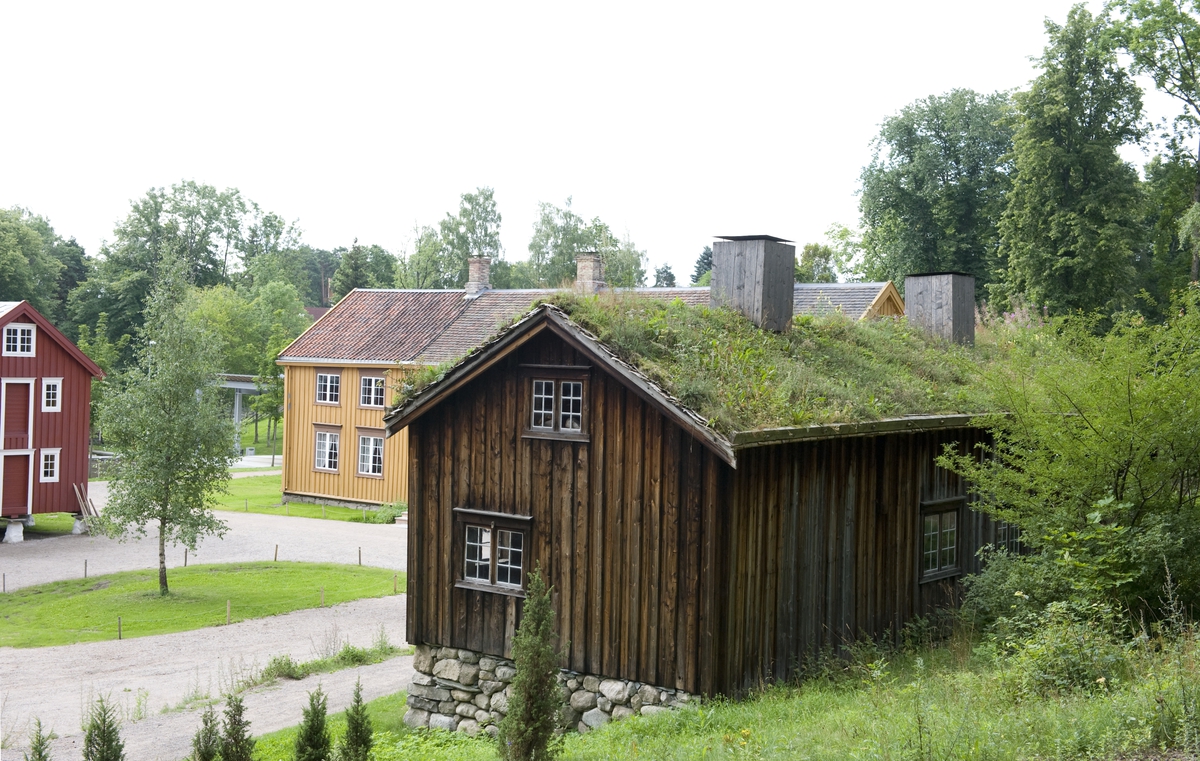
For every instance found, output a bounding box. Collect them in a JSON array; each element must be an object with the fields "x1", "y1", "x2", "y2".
[{"x1": 403, "y1": 644, "x2": 695, "y2": 737}]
